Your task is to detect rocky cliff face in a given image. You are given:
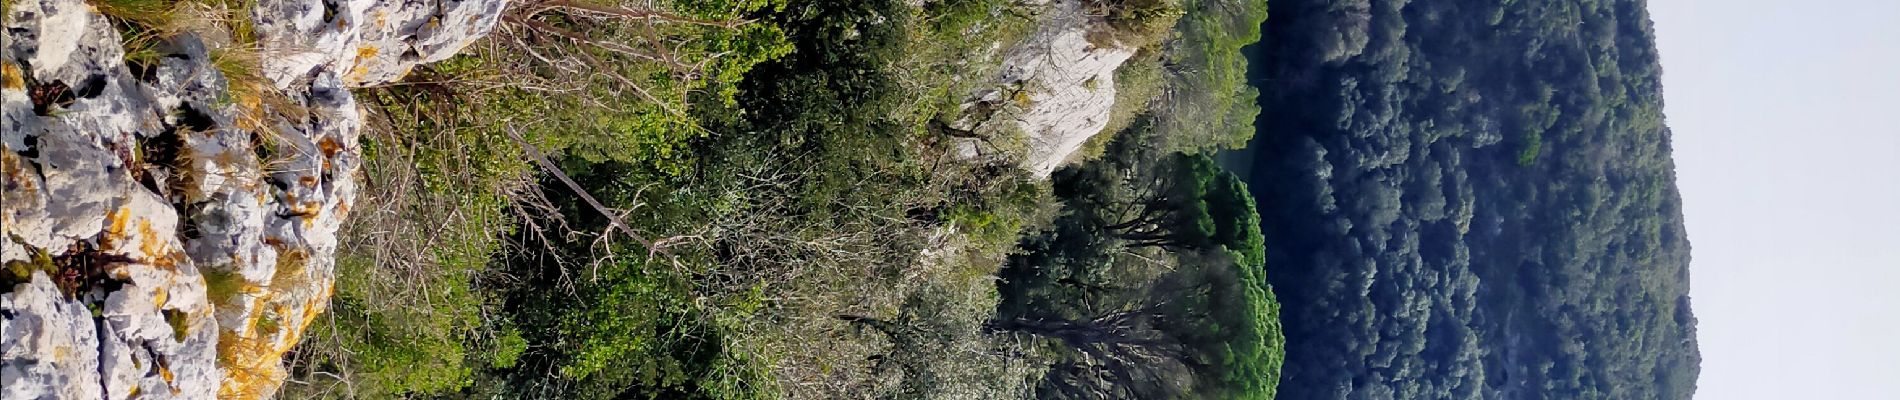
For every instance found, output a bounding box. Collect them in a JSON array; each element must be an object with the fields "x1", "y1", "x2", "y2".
[
  {"x1": 966, "y1": 0, "x2": 1134, "y2": 177},
  {"x1": 0, "y1": 0, "x2": 502, "y2": 398}
]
